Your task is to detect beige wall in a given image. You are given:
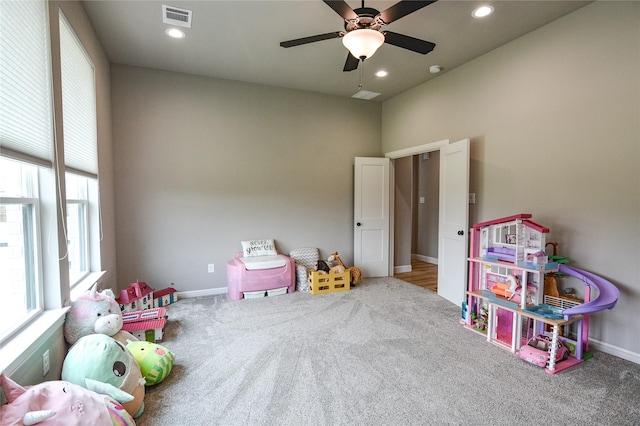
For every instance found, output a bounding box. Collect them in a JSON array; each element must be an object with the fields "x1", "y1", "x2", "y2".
[
  {"x1": 111, "y1": 65, "x2": 381, "y2": 292},
  {"x1": 382, "y1": 2, "x2": 640, "y2": 358},
  {"x1": 394, "y1": 156, "x2": 413, "y2": 269},
  {"x1": 415, "y1": 151, "x2": 439, "y2": 260}
]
